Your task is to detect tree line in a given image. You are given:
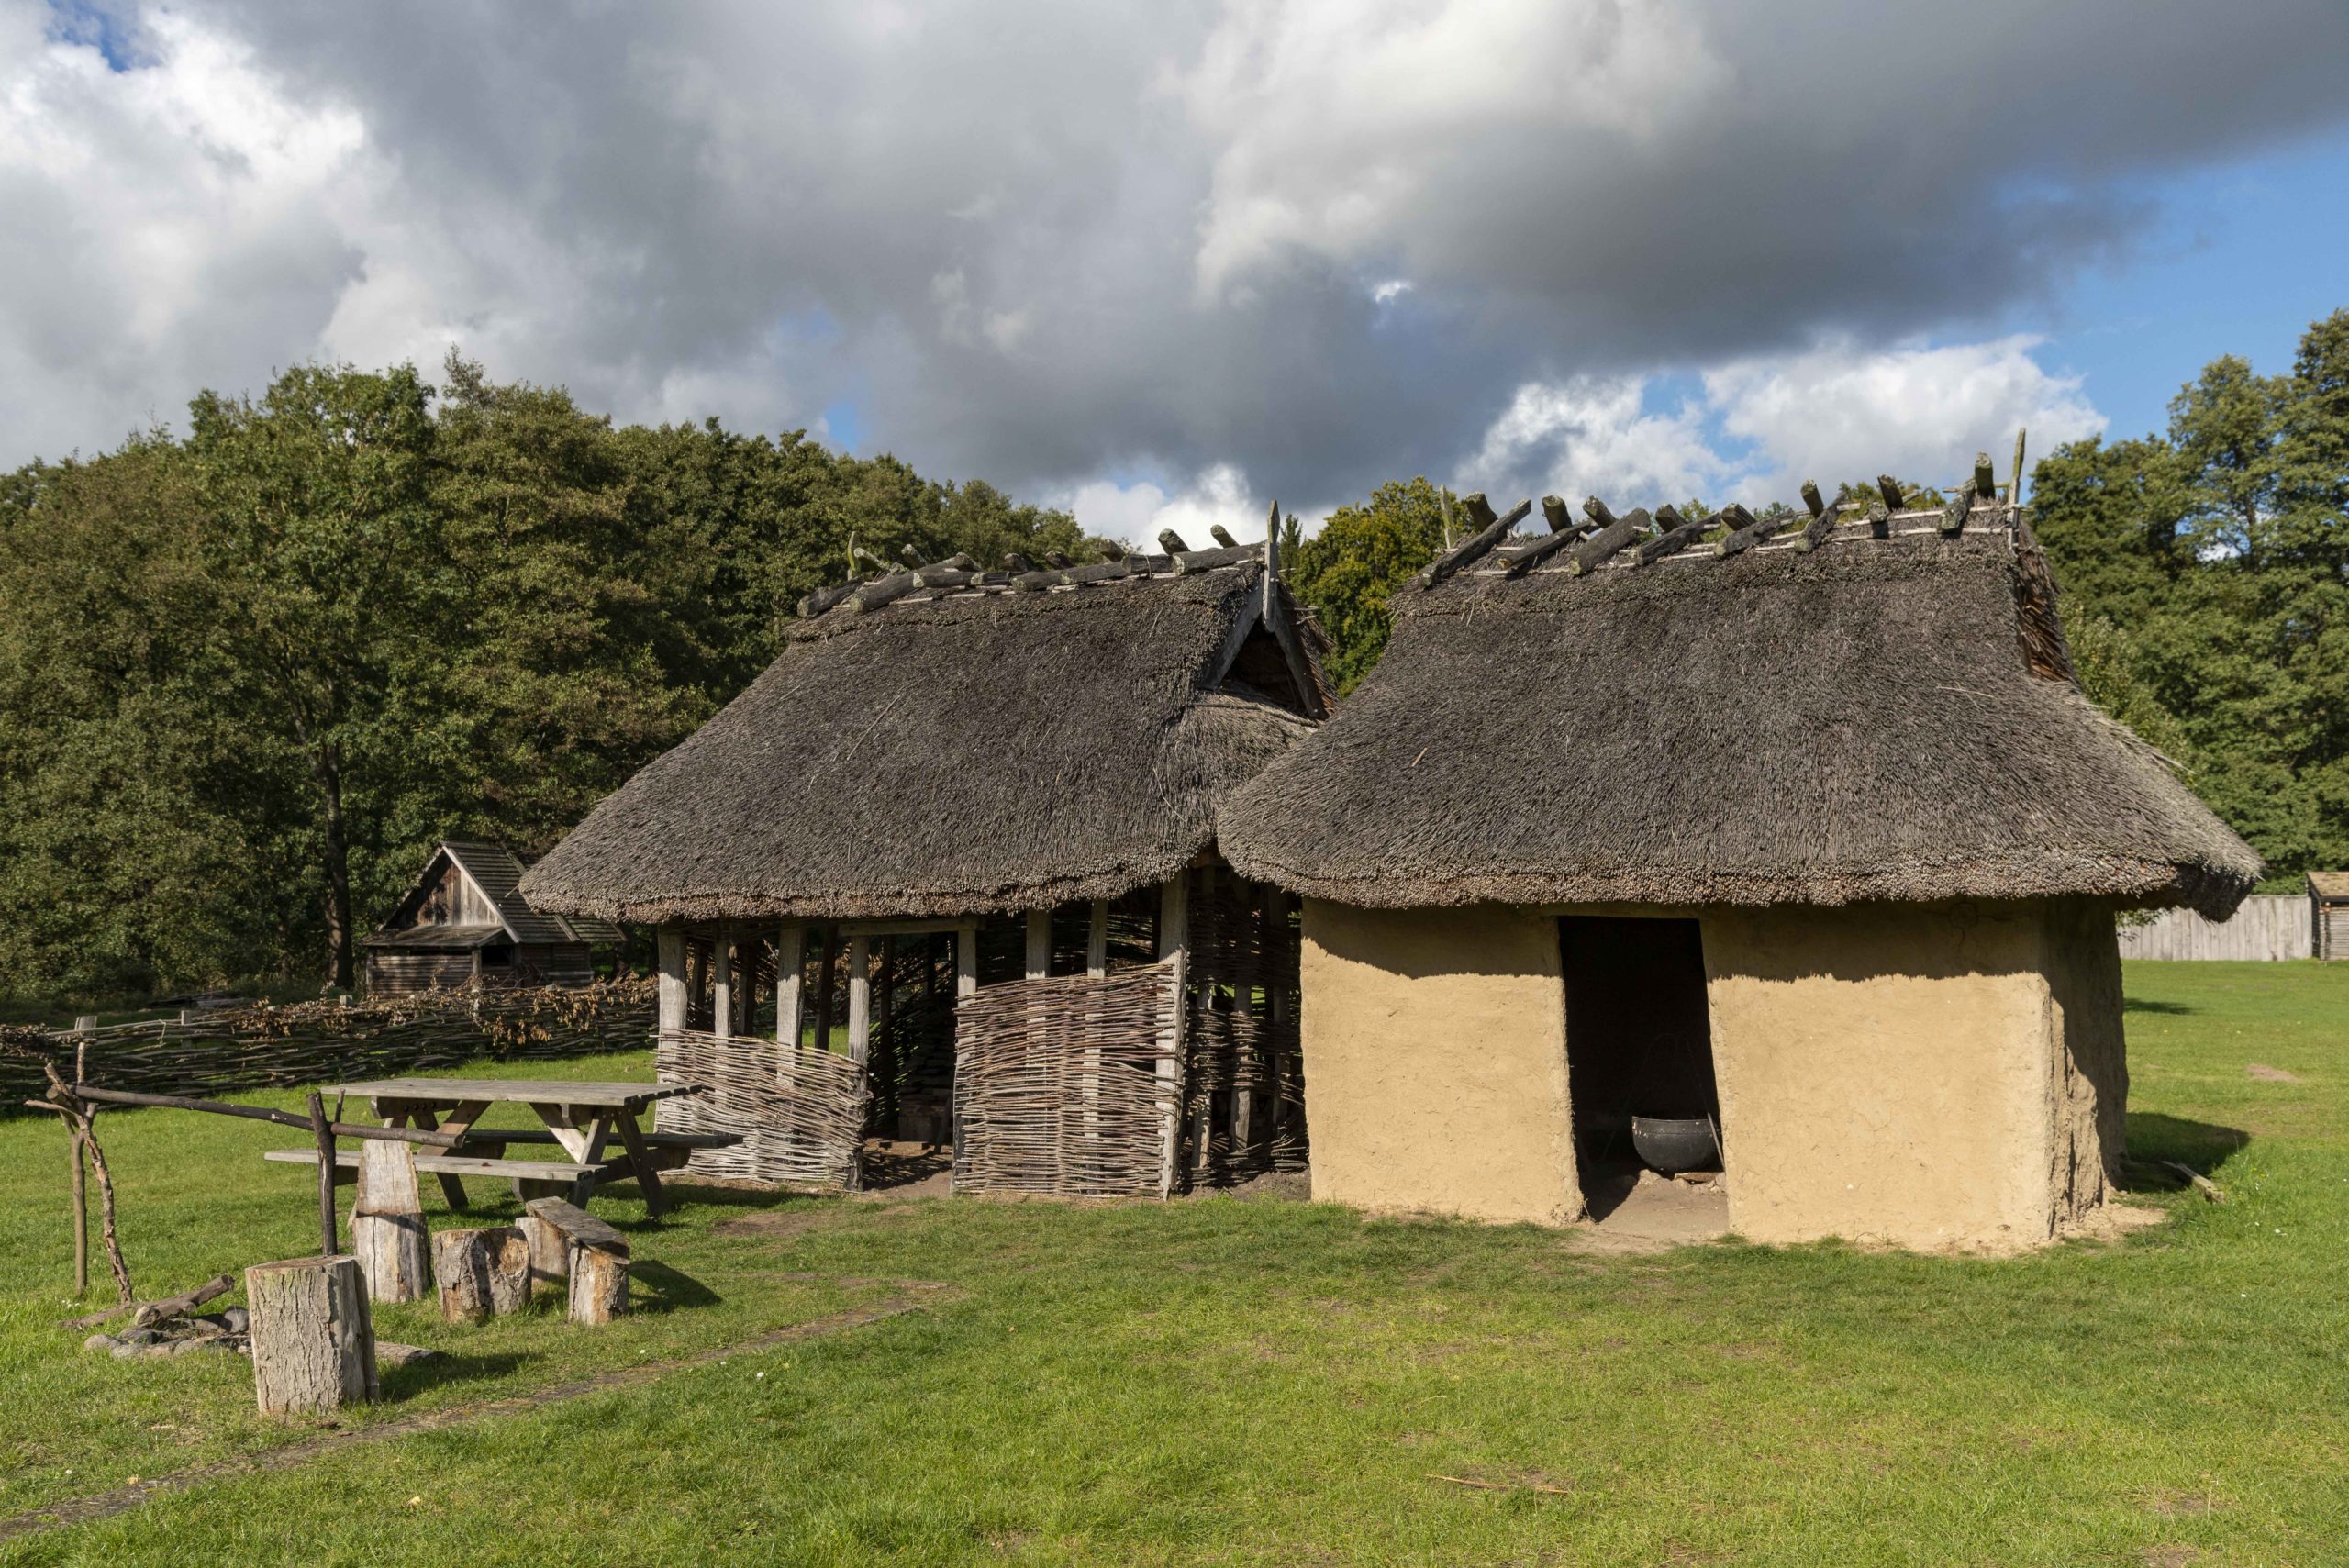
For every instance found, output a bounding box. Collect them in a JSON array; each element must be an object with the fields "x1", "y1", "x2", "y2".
[
  {"x1": 0, "y1": 355, "x2": 1101, "y2": 1001},
  {"x1": 6, "y1": 314, "x2": 2343, "y2": 1004}
]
